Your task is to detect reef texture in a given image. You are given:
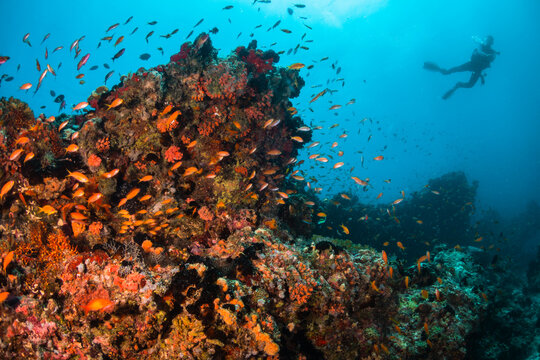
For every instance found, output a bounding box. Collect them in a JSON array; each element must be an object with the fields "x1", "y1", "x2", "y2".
[{"x1": 0, "y1": 34, "x2": 490, "y2": 359}]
